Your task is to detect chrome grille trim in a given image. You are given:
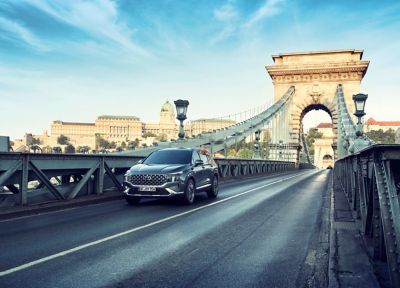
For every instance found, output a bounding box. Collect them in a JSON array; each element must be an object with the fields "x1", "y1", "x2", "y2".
[{"x1": 127, "y1": 174, "x2": 168, "y2": 186}]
